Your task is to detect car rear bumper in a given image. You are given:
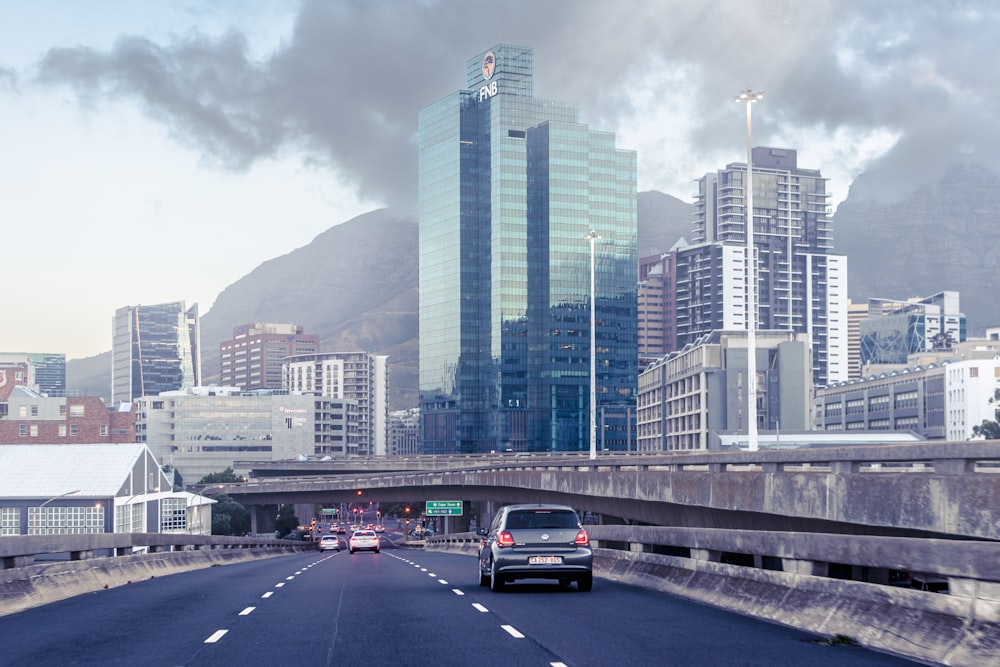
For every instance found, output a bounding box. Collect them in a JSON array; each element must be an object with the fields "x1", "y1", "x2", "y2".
[{"x1": 492, "y1": 548, "x2": 593, "y2": 579}]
